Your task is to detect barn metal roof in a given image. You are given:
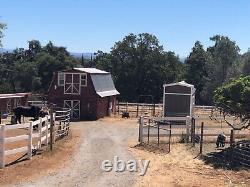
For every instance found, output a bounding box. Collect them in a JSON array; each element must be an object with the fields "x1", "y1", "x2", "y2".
[
  {"x1": 90, "y1": 74, "x2": 120, "y2": 97},
  {"x1": 73, "y1": 68, "x2": 108, "y2": 74}
]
